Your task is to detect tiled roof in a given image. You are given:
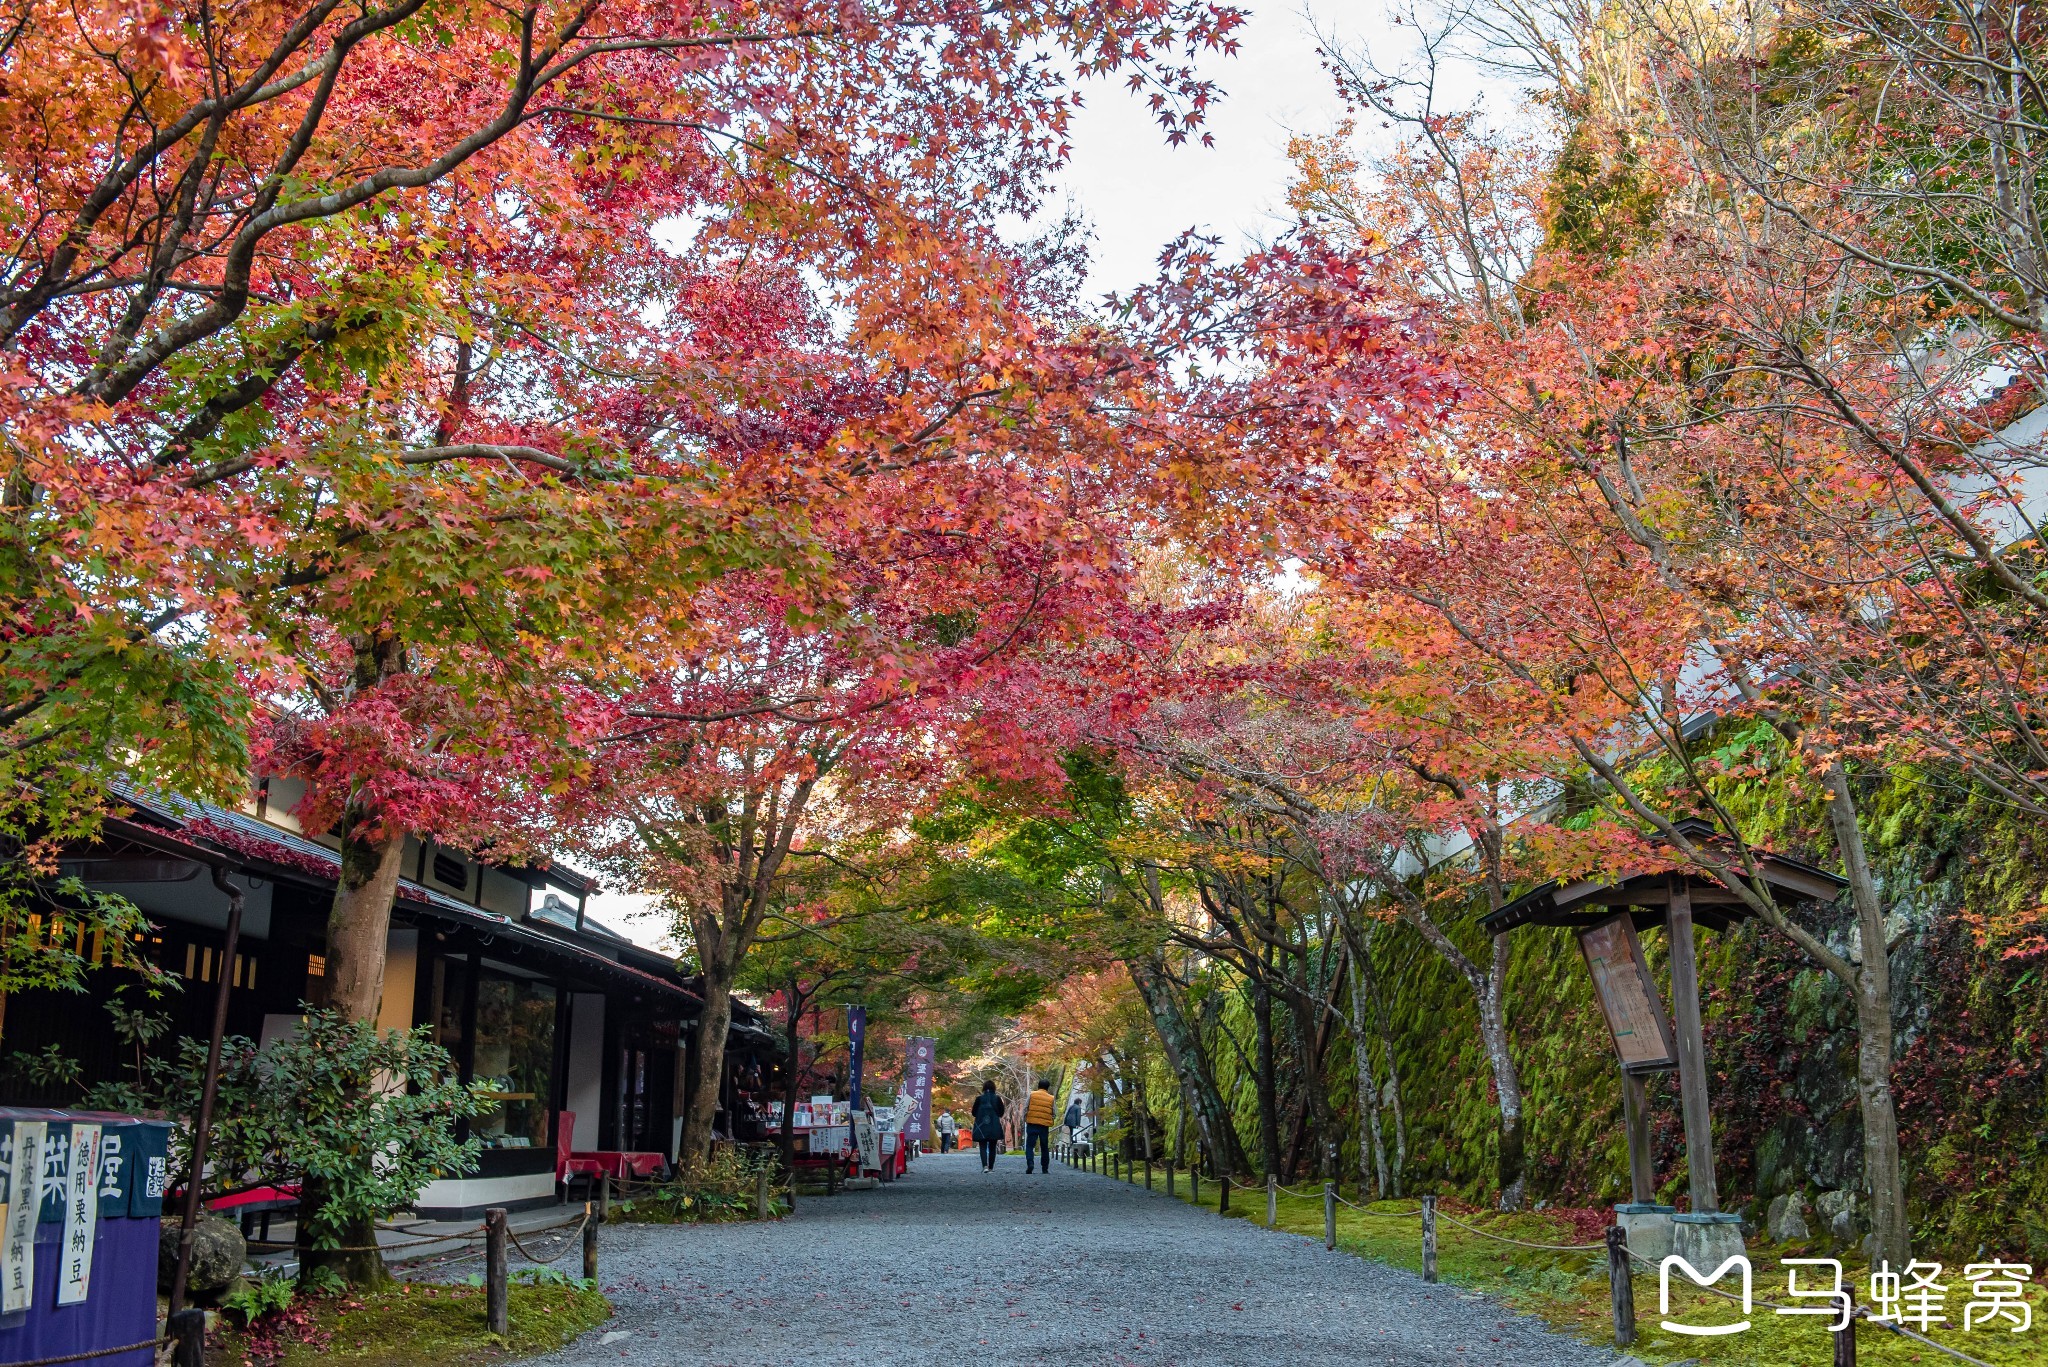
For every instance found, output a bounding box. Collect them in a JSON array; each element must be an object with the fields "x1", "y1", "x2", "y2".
[{"x1": 105, "y1": 785, "x2": 703, "y2": 1012}]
